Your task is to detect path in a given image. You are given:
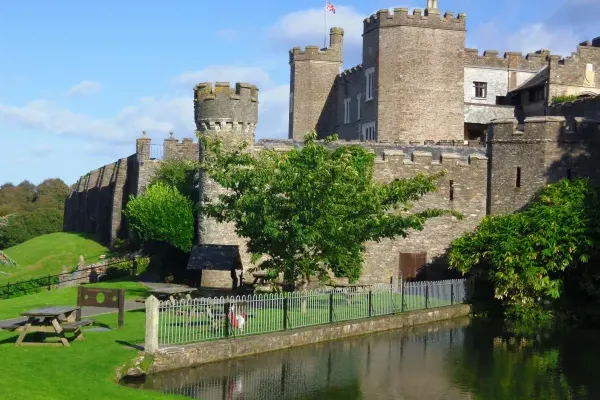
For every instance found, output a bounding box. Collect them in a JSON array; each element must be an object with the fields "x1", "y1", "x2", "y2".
[{"x1": 0, "y1": 301, "x2": 145, "y2": 328}]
